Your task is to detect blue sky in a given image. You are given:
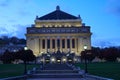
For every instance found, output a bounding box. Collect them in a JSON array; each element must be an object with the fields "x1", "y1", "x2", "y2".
[{"x1": 0, "y1": 0, "x2": 120, "y2": 47}]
